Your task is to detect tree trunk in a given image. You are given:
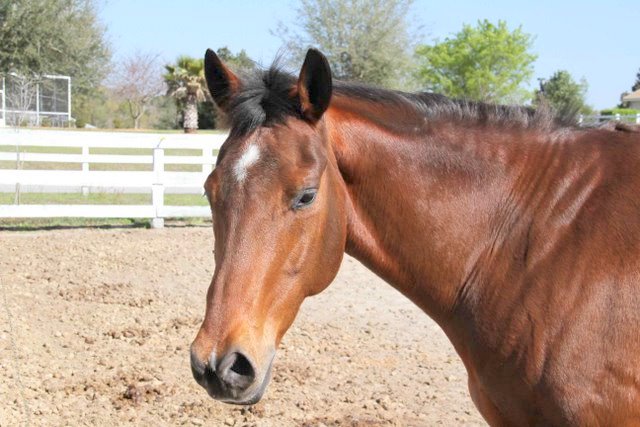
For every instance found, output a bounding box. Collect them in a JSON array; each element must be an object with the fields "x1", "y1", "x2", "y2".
[
  {"x1": 183, "y1": 95, "x2": 198, "y2": 134},
  {"x1": 129, "y1": 101, "x2": 144, "y2": 129}
]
